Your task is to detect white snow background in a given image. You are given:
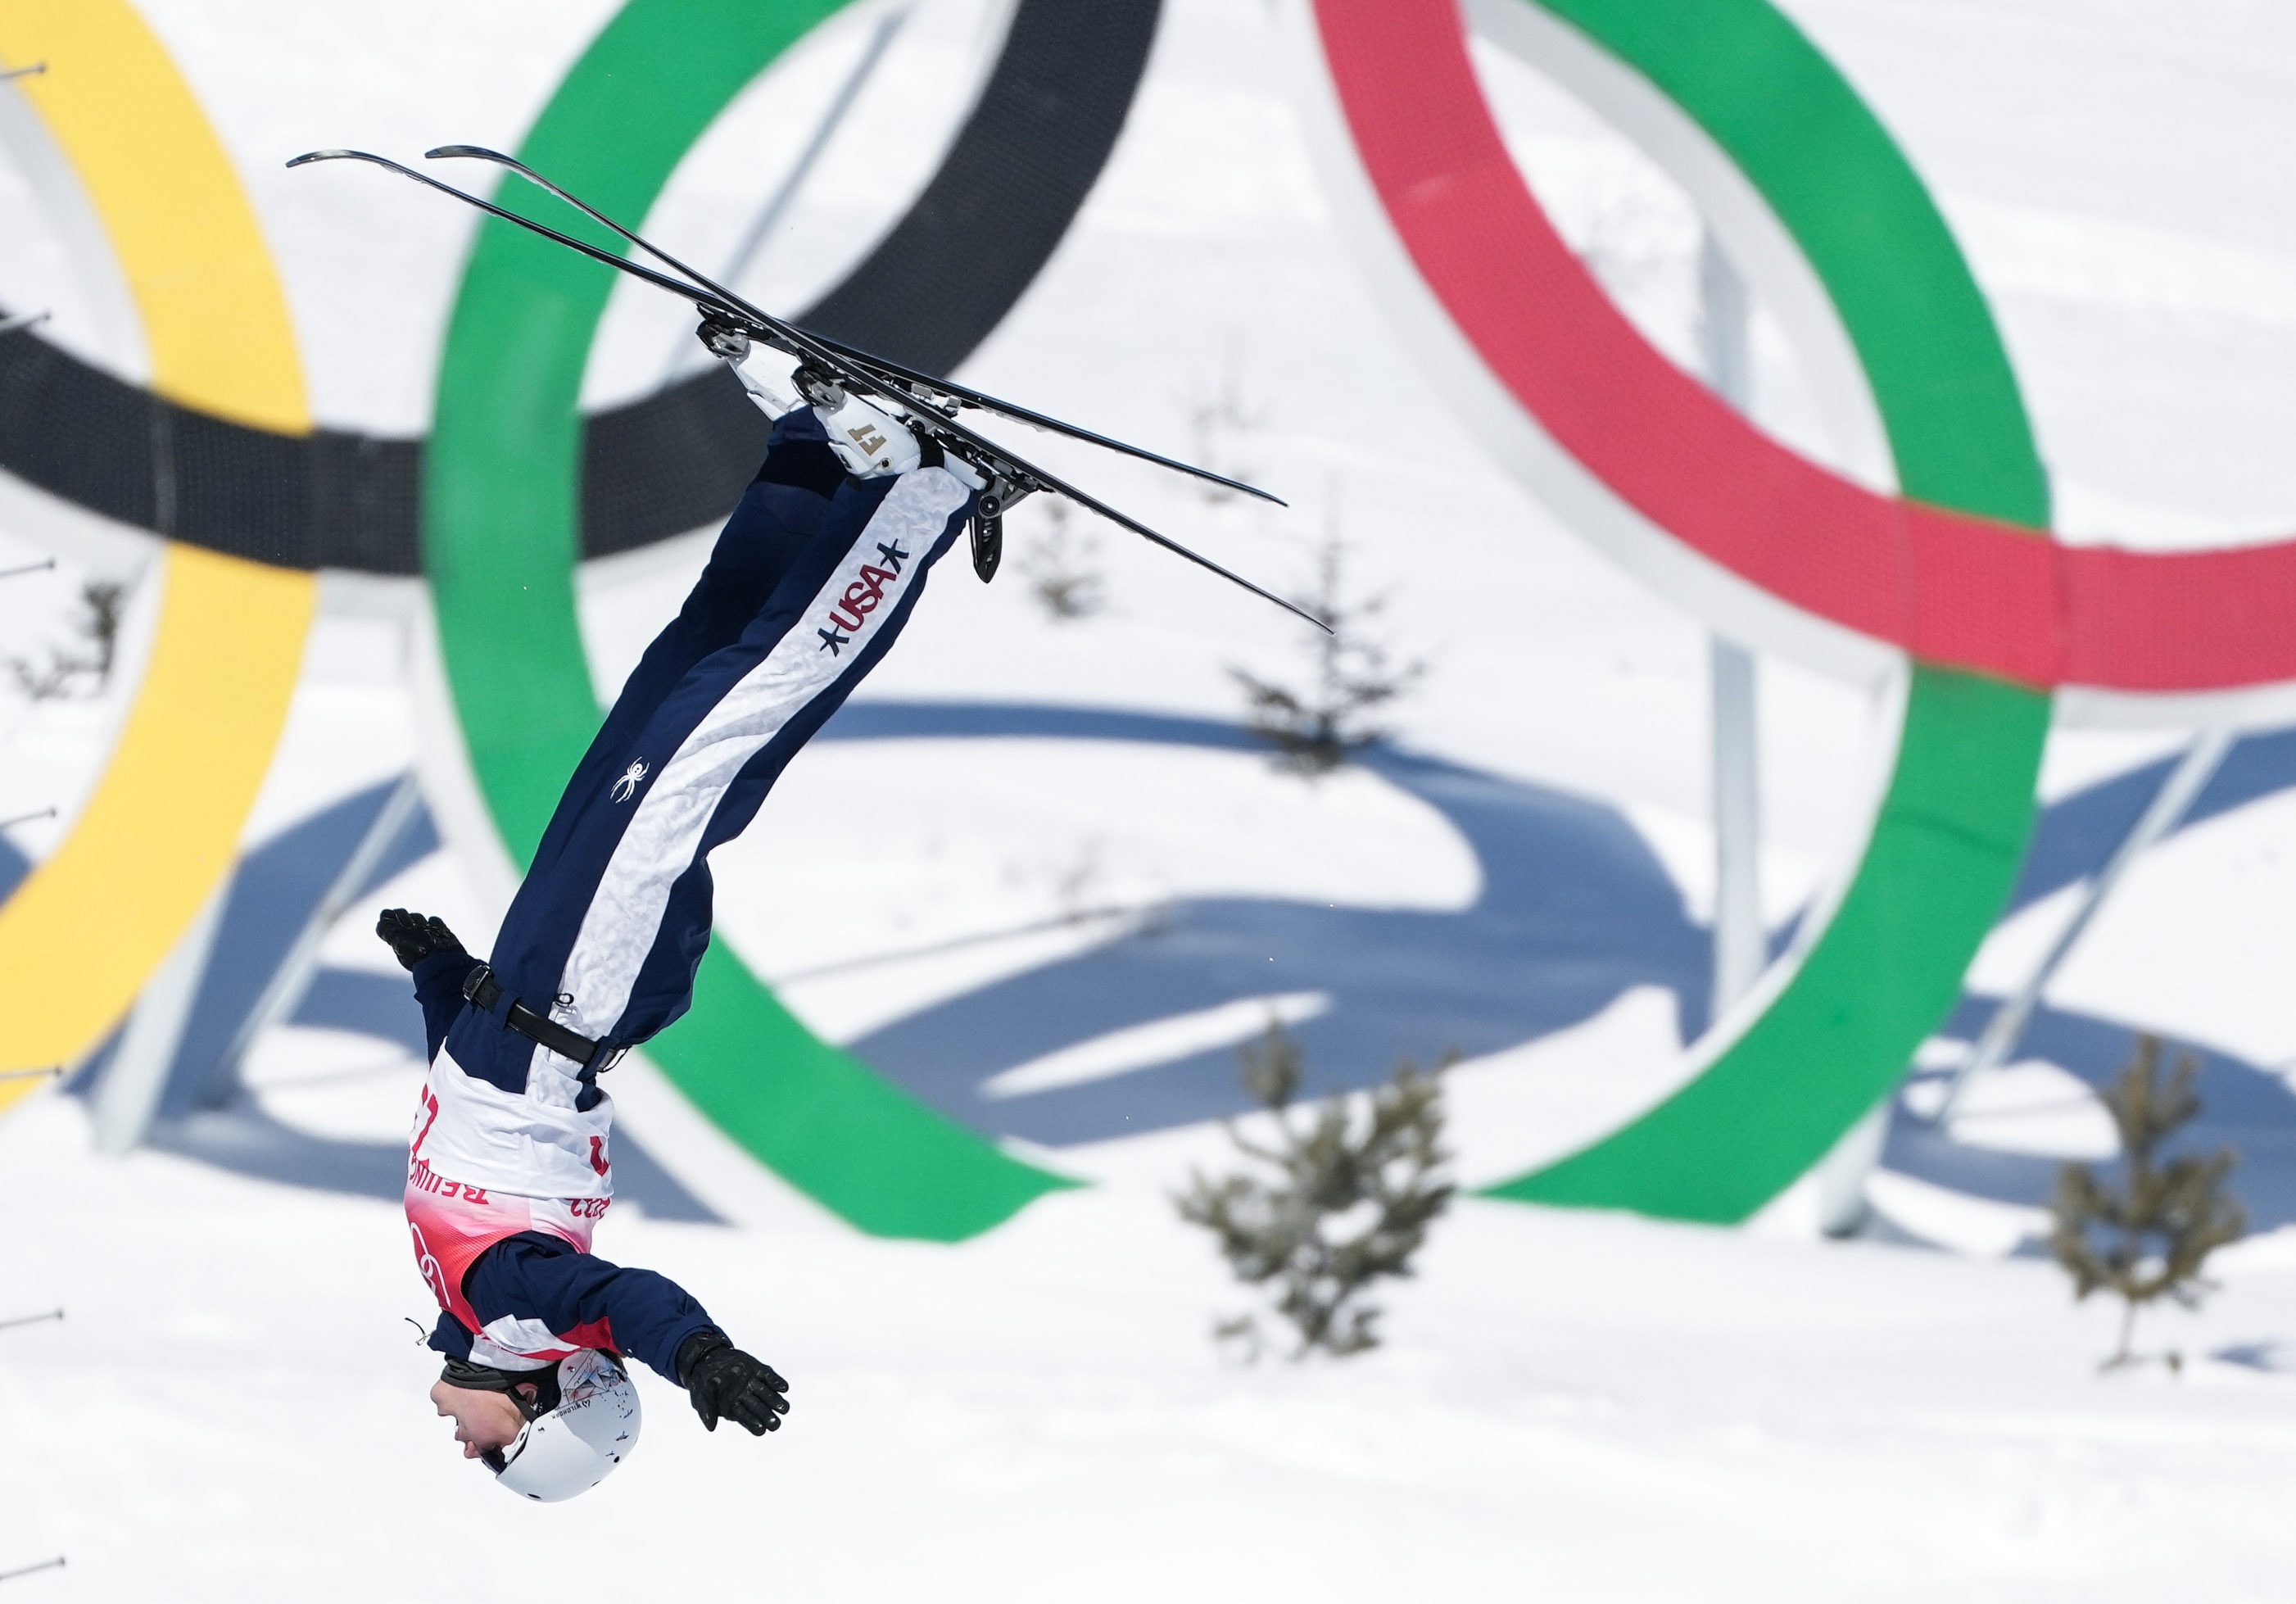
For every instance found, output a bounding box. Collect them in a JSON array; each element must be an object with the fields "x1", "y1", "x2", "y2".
[{"x1": 6, "y1": 0, "x2": 2296, "y2": 1597}]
